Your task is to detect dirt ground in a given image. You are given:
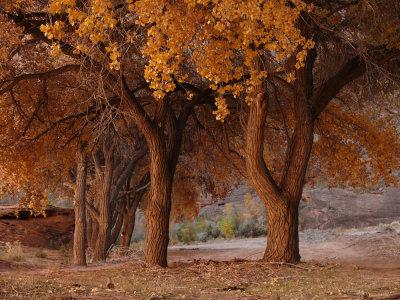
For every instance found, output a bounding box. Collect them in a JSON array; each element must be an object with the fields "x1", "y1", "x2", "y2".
[{"x1": 0, "y1": 225, "x2": 399, "y2": 300}]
